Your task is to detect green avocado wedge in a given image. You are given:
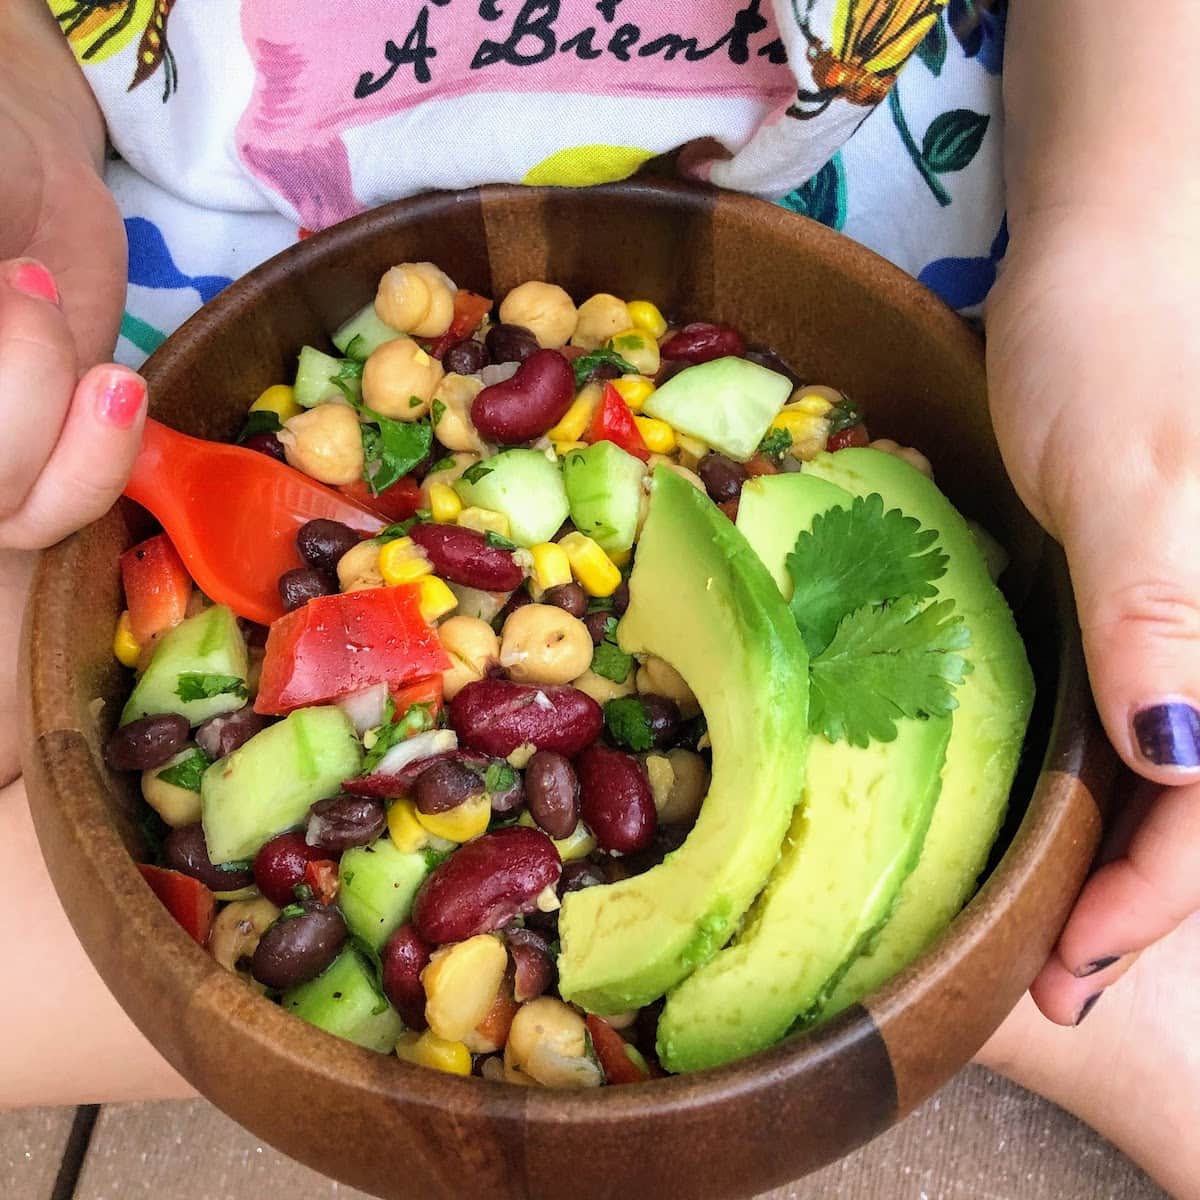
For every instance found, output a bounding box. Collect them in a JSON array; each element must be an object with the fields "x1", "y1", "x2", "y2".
[
  {"x1": 804, "y1": 449, "x2": 1035, "y2": 1019},
  {"x1": 556, "y1": 468, "x2": 810, "y2": 1014},
  {"x1": 657, "y1": 474, "x2": 950, "y2": 1073}
]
